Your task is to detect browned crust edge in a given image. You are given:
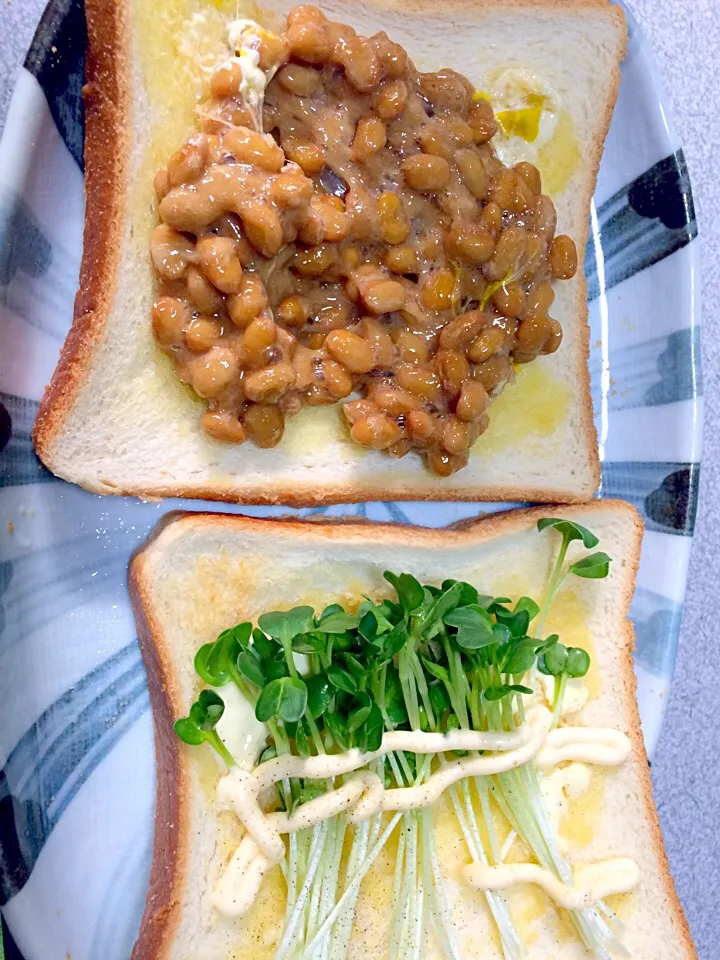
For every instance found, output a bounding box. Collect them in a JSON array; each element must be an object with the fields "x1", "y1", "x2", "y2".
[
  {"x1": 32, "y1": 0, "x2": 129, "y2": 455},
  {"x1": 30, "y1": 0, "x2": 628, "y2": 505},
  {"x1": 129, "y1": 552, "x2": 187, "y2": 960}
]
